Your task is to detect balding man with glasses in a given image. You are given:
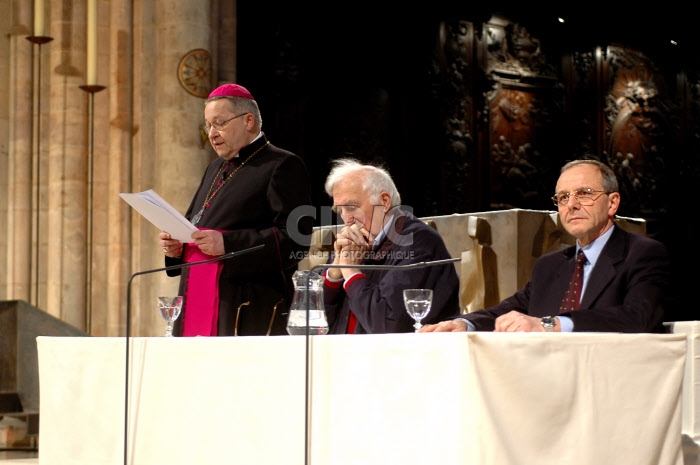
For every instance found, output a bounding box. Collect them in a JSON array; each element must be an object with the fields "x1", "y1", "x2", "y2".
[
  {"x1": 420, "y1": 159, "x2": 670, "y2": 334},
  {"x1": 158, "y1": 83, "x2": 313, "y2": 337}
]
